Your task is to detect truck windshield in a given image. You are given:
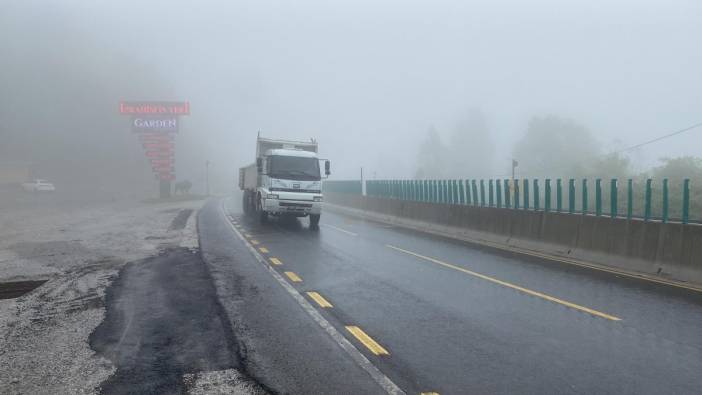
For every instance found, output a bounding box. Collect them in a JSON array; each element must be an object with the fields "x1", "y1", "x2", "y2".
[{"x1": 269, "y1": 156, "x2": 320, "y2": 181}]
